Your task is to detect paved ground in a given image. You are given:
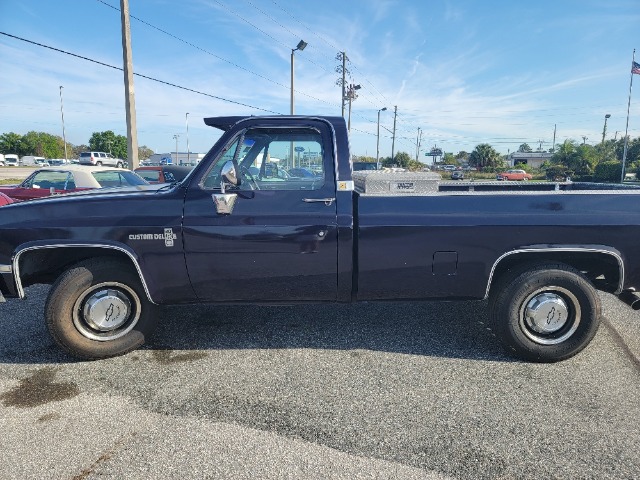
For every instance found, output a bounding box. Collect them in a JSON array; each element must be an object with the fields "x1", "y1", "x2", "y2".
[
  {"x1": 1, "y1": 286, "x2": 639, "y2": 479},
  {"x1": 0, "y1": 167, "x2": 35, "y2": 181}
]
